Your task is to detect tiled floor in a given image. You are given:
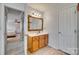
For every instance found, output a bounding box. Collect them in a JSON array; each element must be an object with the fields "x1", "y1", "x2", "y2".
[
  {"x1": 6, "y1": 38, "x2": 24, "y2": 55},
  {"x1": 28, "y1": 46, "x2": 66, "y2": 55}
]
